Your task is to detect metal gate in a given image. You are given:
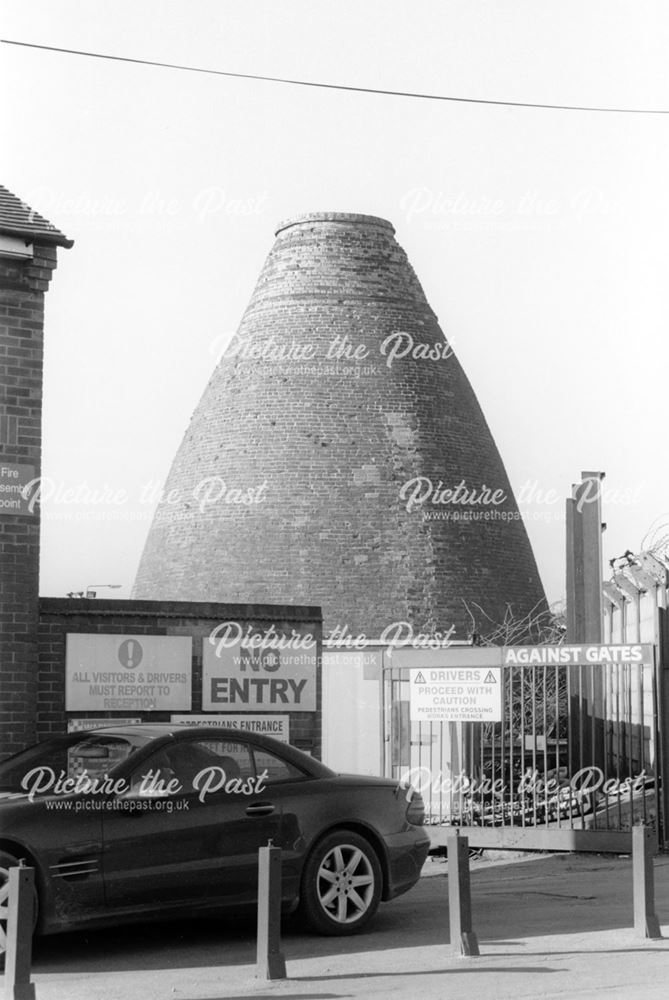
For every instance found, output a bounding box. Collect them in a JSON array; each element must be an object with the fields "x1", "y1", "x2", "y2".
[{"x1": 383, "y1": 645, "x2": 664, "y2": 852}]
